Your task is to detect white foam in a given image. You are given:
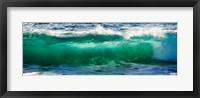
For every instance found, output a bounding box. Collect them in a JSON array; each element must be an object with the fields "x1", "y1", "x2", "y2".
[
  {"x1": 23, "y1": 72, "x2": 41, "y2": 75},
  {"x1": 23, "y1": 24, "x2": 177, "y2": 39}
]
